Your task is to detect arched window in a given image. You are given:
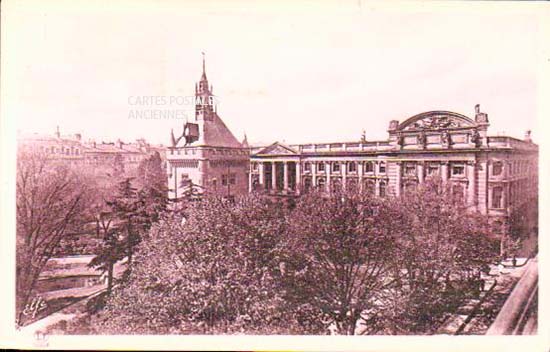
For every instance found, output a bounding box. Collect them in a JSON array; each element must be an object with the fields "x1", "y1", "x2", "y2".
[
  {"x1": 492, "y1": 161, "x2": 503, "y2": 176},
  {"x1": 331, "y1": 178, "x2": 342, "y2": 192},
  {"x1": 379, "y1": 181, "x2": 387, "y2": 197},
  {"x1": 452, "y1": 184, "x2": 464, "y2": 201},
  {"x1": 304, "y1": 177, "x2": 312, "y2": 191},
  {"x1": 492, "y1": 186, "x2": 503, "y2": 208},
  {"x1": 317, "y1": 177, "x2": 326, "y2": 189},
  {"x1": 363, "y1": 179, "x2": 375, "y2": 194}
]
